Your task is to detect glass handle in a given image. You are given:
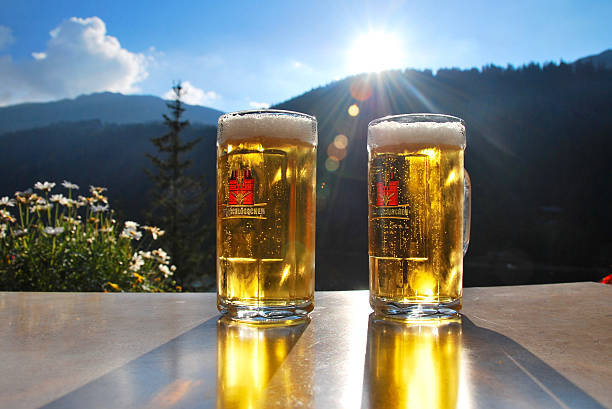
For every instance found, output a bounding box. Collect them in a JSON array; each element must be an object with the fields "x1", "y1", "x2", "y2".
[{"x1": 463, "y1": 169, "x2": 471, "y2": 256}]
